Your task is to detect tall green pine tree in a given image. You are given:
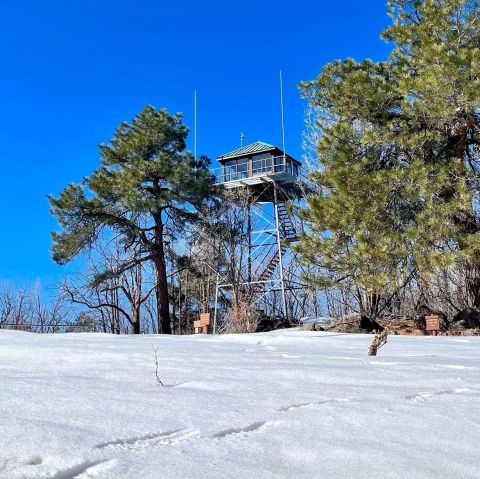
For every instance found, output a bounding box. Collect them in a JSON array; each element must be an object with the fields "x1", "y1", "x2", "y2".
[
  {"x1": 298, "y1": 0, "x2": 480, "y2": 314},
  {"x1": 49, "y1": 106, "x2": 216, "y2": 333}
]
